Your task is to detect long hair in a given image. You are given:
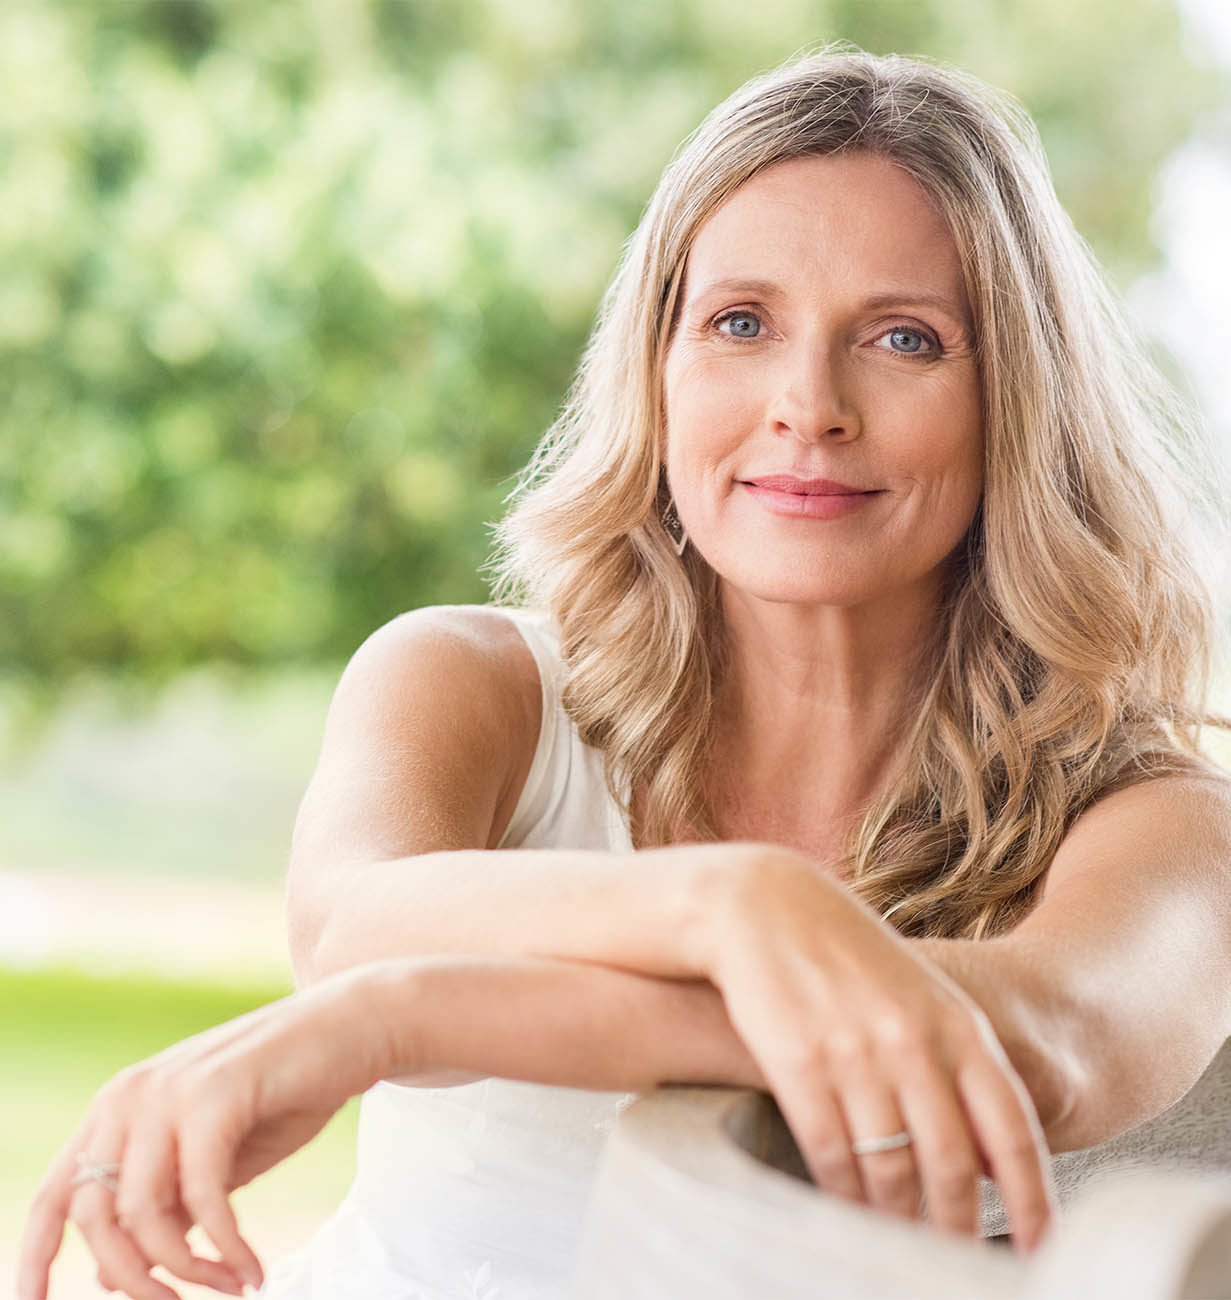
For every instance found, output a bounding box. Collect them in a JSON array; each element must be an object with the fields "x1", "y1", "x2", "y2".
[{"x1": 488, "y1": 44, "x2": 1229, "y2": 939}]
